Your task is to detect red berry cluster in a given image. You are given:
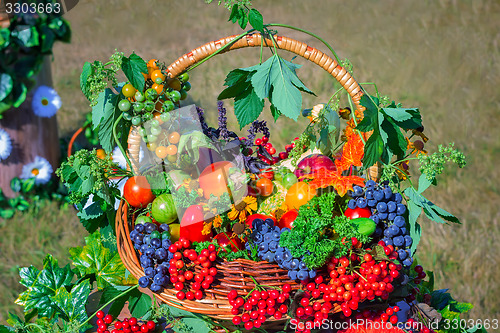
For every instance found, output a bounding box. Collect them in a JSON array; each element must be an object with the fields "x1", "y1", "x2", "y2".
[
  {"x1": 95, "y1": 311, "x2": 156, "y2": 333},
  {"x1": 326, "y1": 247, "x2": 403, "y2": 317},
  {"x1": 406, "y1": 265, "x2": 428, "y2": 303},
  {"x1": 290, "y1": 275, "x2": 337, "y2": 332},
  {"x1": 242, "y1": 136, "x2": 299, "y2": 165},
  {"x1": 350, "y1": 305, "x2": 401, "y2": 325},
  {"x1": 168, "y1": 238, "x2": 218, "y2": 301},
  {"x1": 229, "y1": 284, "x2": 292, "y2": 331}
]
